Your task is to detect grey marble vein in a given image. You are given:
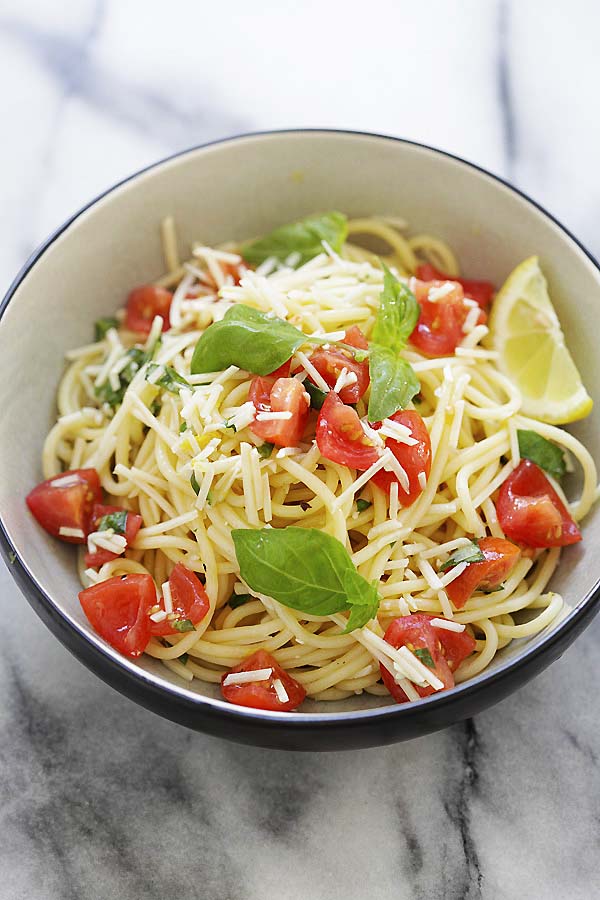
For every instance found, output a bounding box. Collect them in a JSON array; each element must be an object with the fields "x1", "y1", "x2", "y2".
[{"x1": 1, "y1": 1, "x2": 600, "y2": 897}]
